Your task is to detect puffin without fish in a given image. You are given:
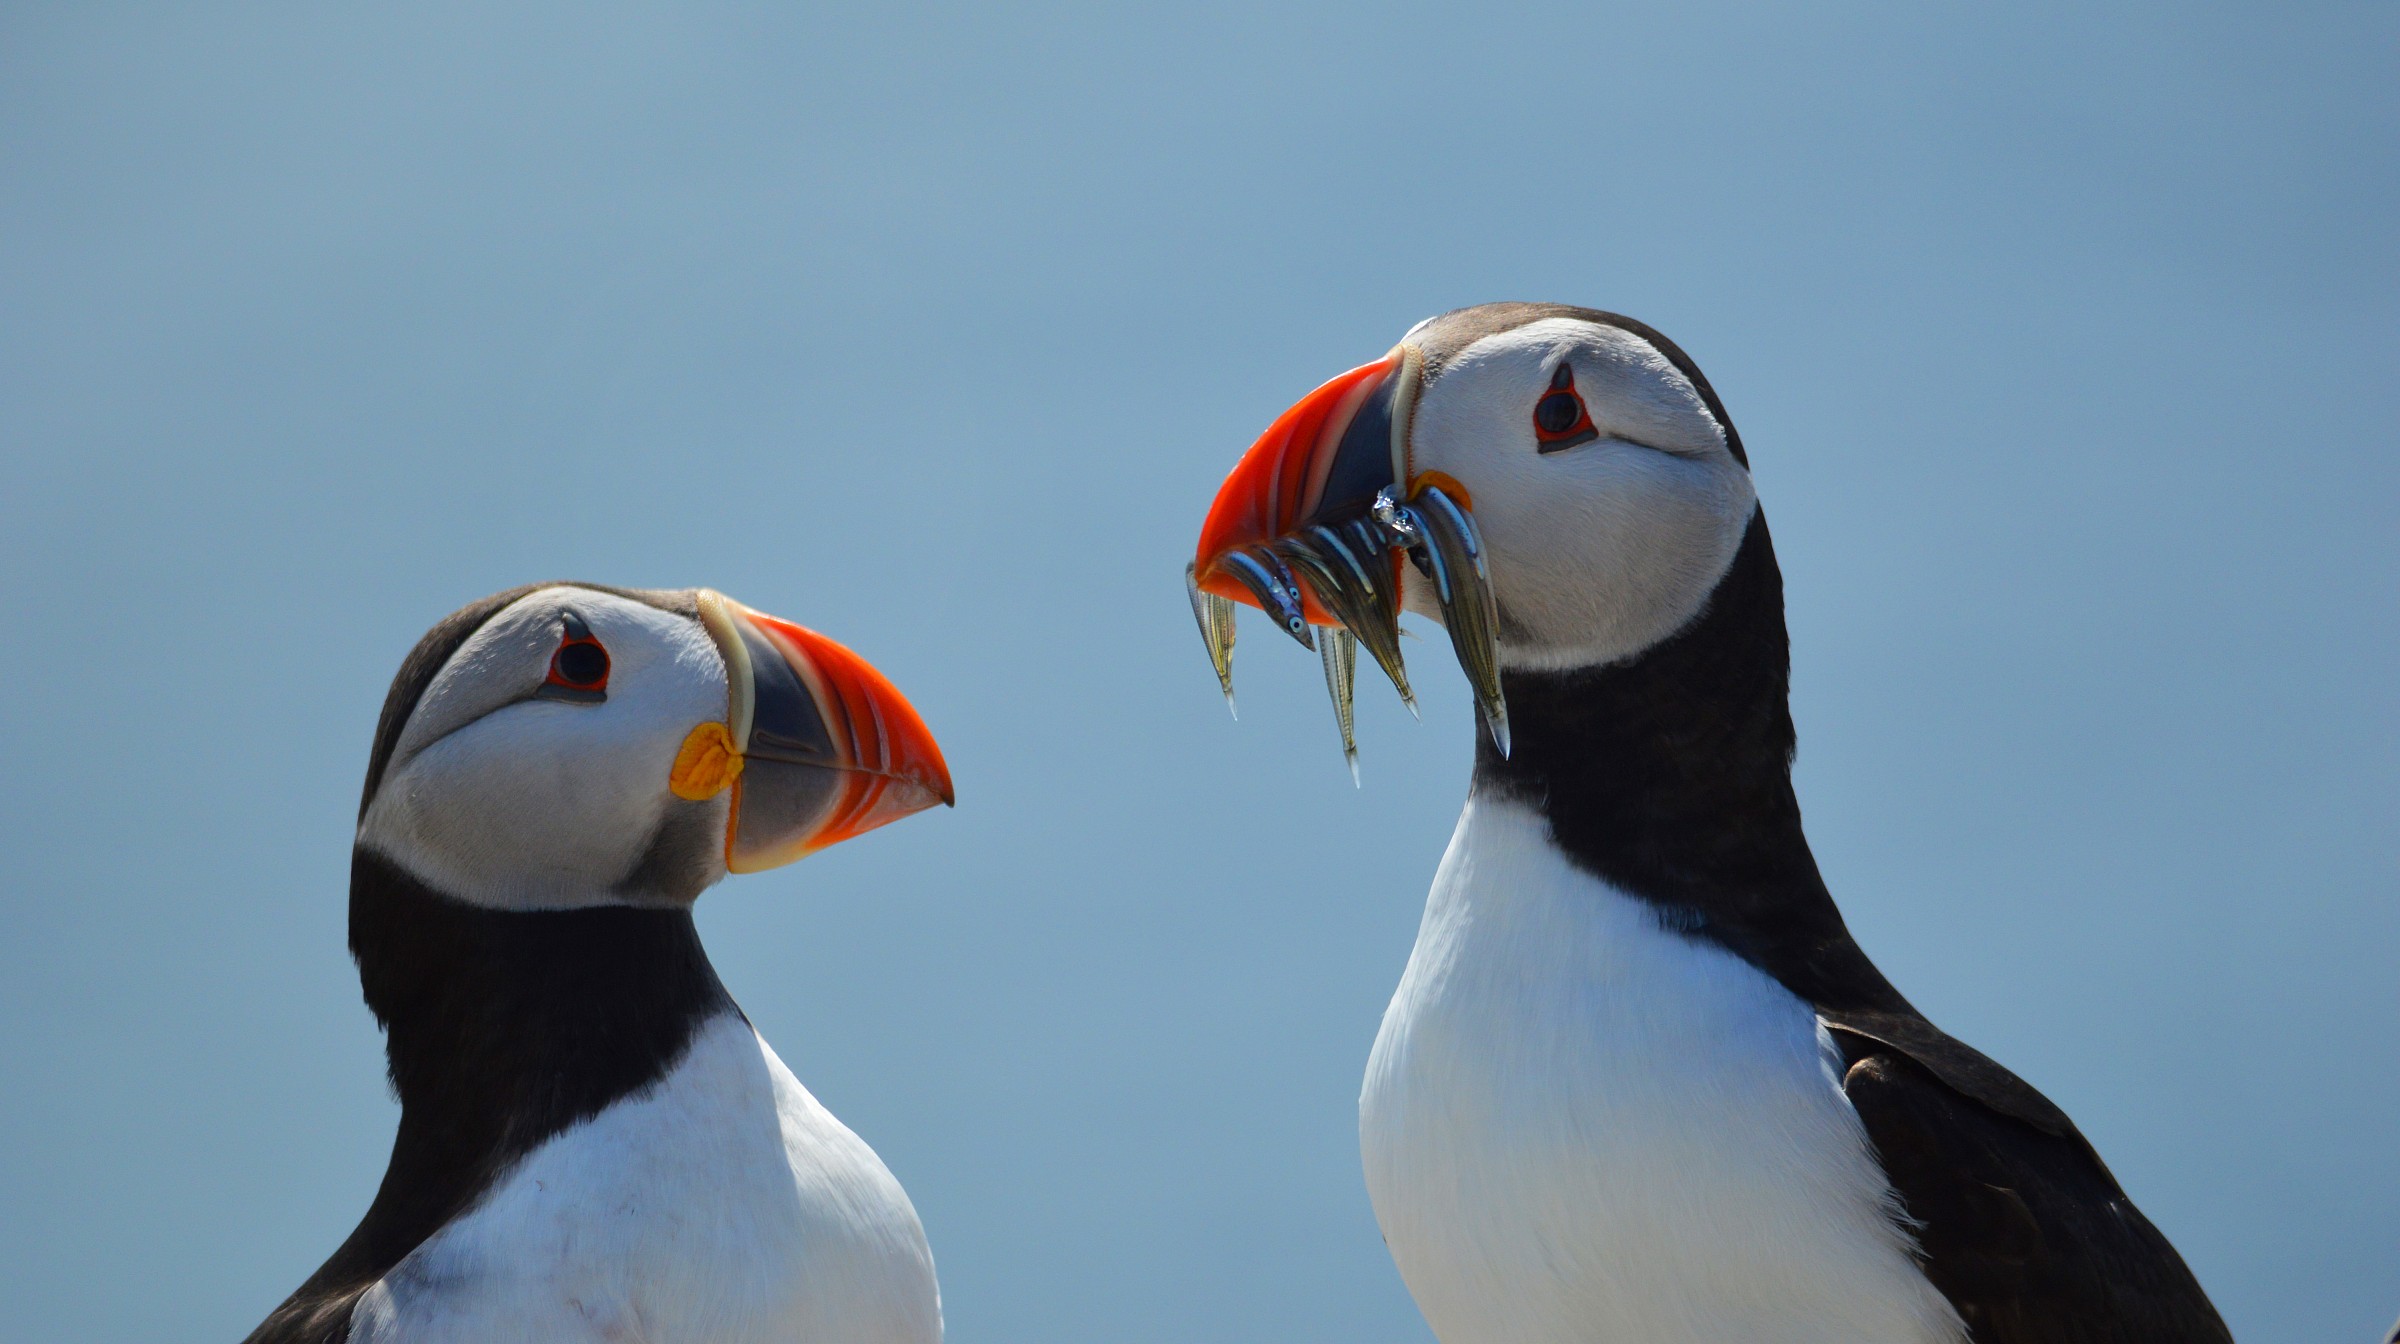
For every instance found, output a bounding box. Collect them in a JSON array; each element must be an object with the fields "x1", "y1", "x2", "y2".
[
  {"x1": 1186, "y1": 305, "x2": 2231, "y2": 1343},
  {"x1": 244, "y1": 583, "x2": 953, "y2": 1344}
]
